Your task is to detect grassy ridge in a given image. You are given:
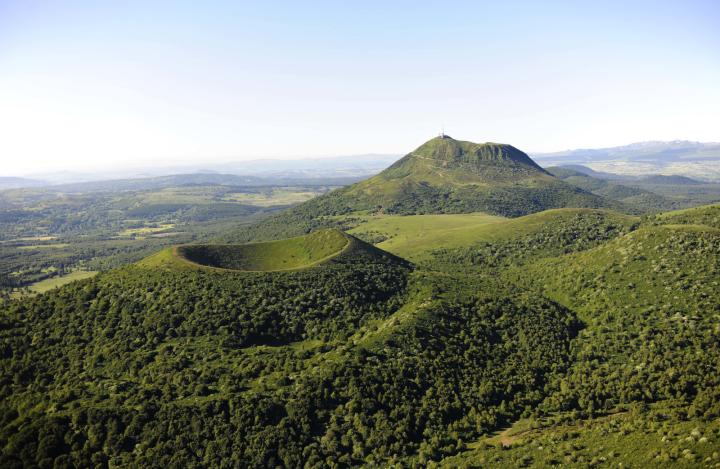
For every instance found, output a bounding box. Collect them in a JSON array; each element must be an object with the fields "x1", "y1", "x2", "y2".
[
  {"x1": 178, "y1": 229, "x2": 350, "y2": 271},
  {"x1": 139, "y1": 229, "x2": 349, "y2": 271},
  {"x1": 138, "y1": 229, "x2": 408, "y2": 272},
  {"x1": 548, "y1": 166, "x2": 679, "y2": 213}
]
